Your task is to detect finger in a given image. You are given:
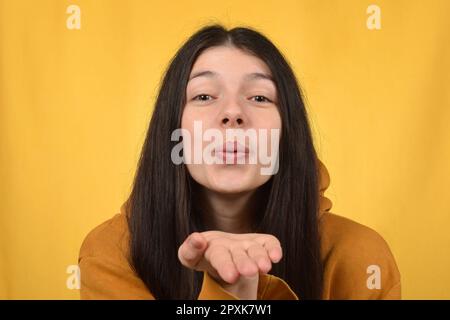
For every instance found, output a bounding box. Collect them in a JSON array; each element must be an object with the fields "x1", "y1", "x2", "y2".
[
  {"x1": 231, "y1": 247, "x2": 259, "y2": 277},
  {"x1": 254, "y1": 235, "x2": 283, "y2": 263},
  {"x1": 190, "y1": 232, "x2": 208, "y2": 249},
  {"x1": 178, "y1": 232, "x2": 207, "y2": 269},
  {"x1": 247, "y1": 244, "x2": 272, "y2": 274},
  {"x1": 205, "y1": 245, "x2": 239, "y2": 284}
]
